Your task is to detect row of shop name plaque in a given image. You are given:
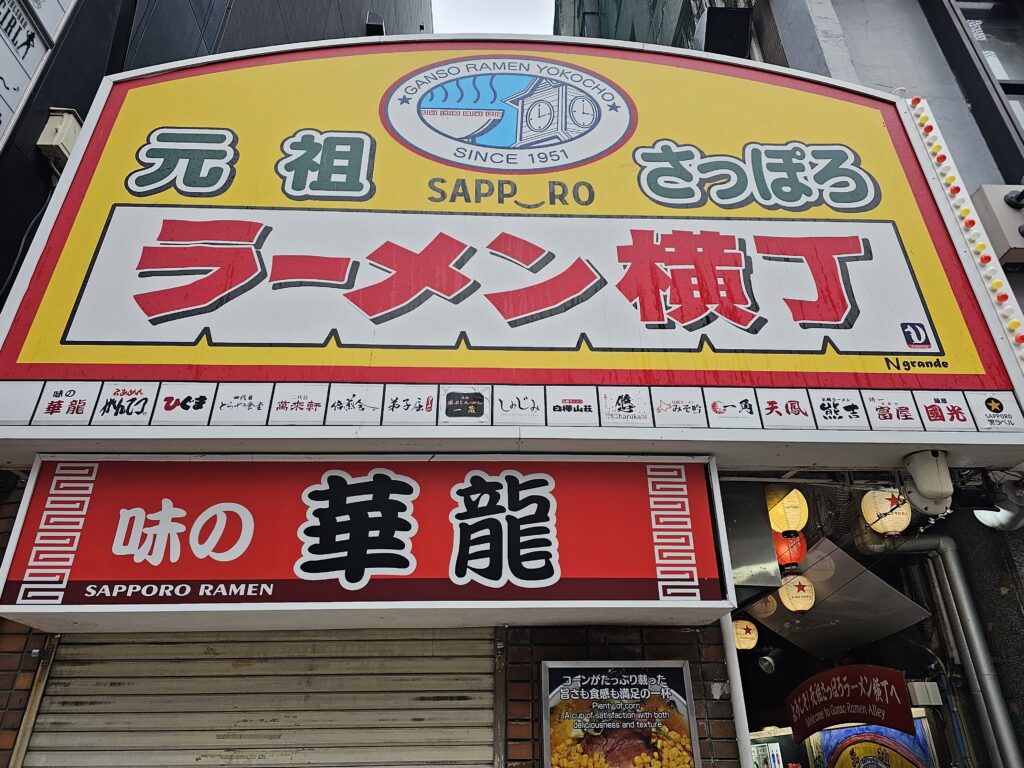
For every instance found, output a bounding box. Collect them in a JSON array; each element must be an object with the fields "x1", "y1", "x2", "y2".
[{"x1": 0, "y1": 380, "x2": 1019, "y2": 432}]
